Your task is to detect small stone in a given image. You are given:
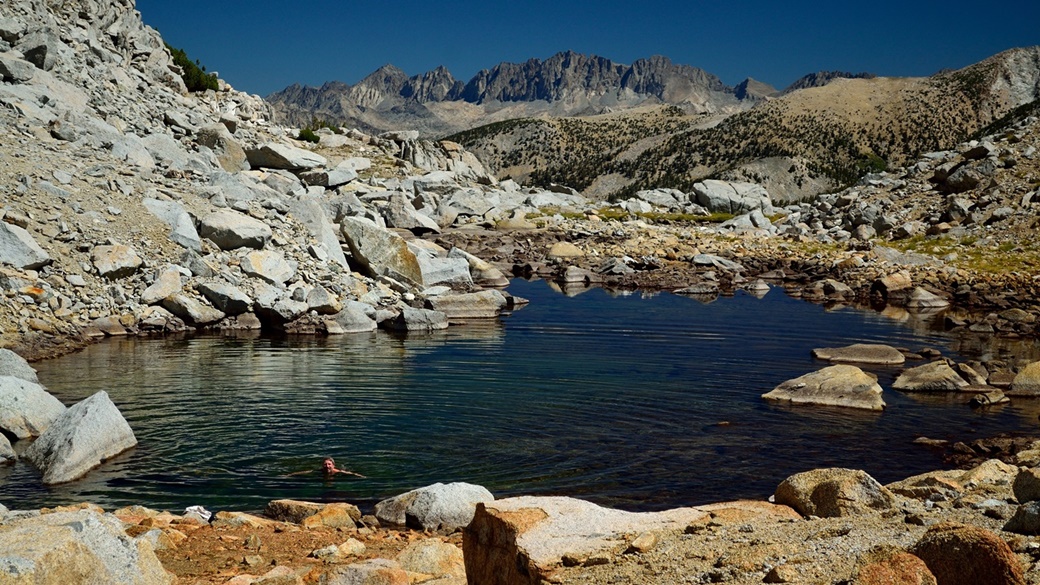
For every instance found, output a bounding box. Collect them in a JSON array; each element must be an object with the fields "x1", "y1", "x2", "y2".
[{"x1": 626, "y1": 531, "x2": 657, "y2": 553}]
